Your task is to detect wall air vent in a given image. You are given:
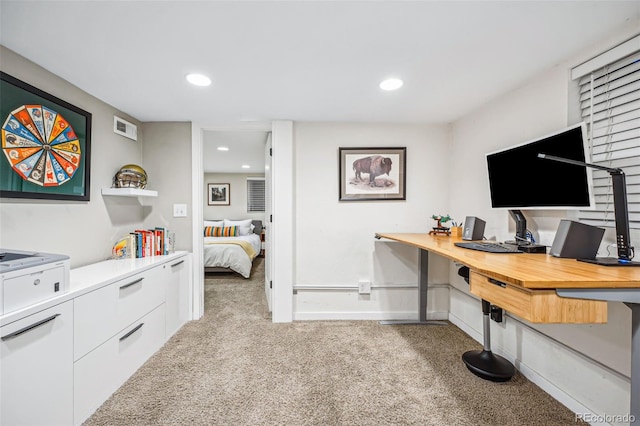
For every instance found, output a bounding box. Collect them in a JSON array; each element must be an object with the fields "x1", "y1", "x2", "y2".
[{"x1": 113, "y1": 115, "x2": 137, "y2": 141}]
